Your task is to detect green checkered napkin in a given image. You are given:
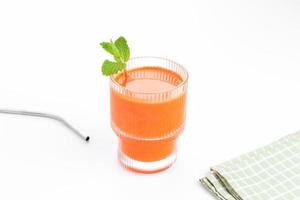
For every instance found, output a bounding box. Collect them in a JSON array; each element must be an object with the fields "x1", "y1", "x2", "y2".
[{"x1": 200, "y1": 131, "x2": 300, "y2": 200}]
